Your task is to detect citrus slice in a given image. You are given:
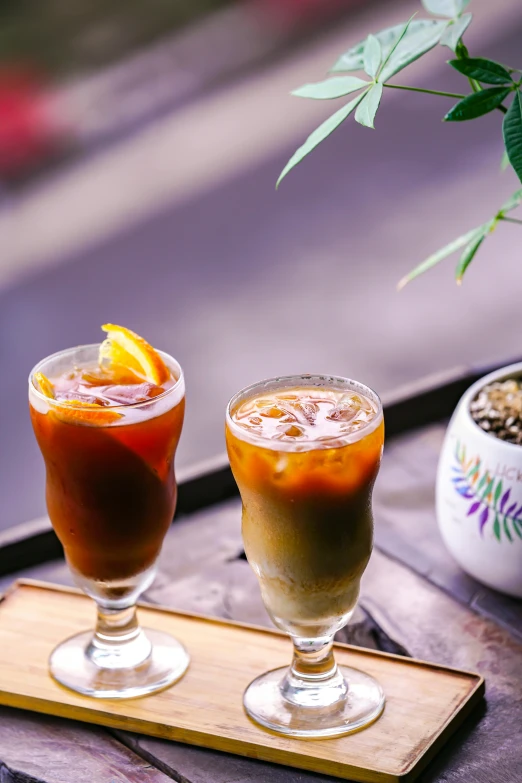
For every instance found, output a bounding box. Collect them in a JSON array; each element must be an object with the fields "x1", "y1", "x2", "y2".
[
  {"x1": 34, "y1": 371, "x2": 55, "y2": 399},
  {"x1": 100, "y1": 324, "x2": 170, "y2": 385},
  {"x1": 54, "y1": 400, "x2": 122, "y2": 425}
]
